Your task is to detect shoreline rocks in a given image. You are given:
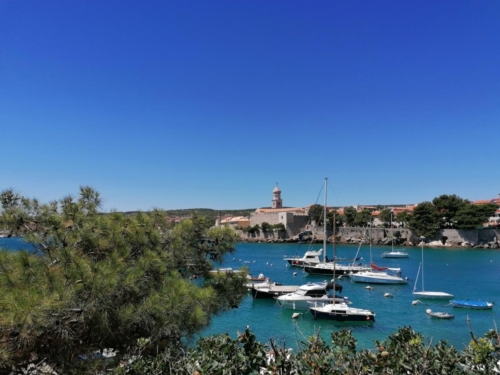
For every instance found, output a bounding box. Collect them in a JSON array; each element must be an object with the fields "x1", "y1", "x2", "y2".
[{"x1": 238, "y1": 229, "x2": 500, "y2": 249}]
